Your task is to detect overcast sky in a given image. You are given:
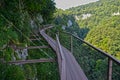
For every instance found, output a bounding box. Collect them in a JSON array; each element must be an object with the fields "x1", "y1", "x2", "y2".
[{"x1": 54, "y1": 0, "x2": 99, "y2": 10}]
